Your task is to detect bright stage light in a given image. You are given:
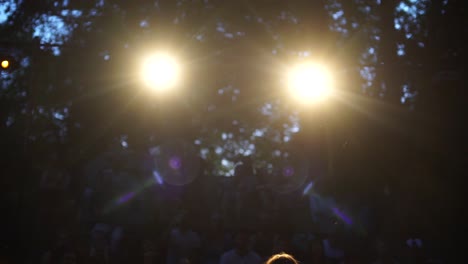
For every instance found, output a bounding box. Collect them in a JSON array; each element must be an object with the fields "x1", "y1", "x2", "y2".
[
  {"x1": 141, "y1": 53, "x2": 180, "y2": 91},
  {"x1": 287, "y1": 62, "x2": 334, "y2": 104}
]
